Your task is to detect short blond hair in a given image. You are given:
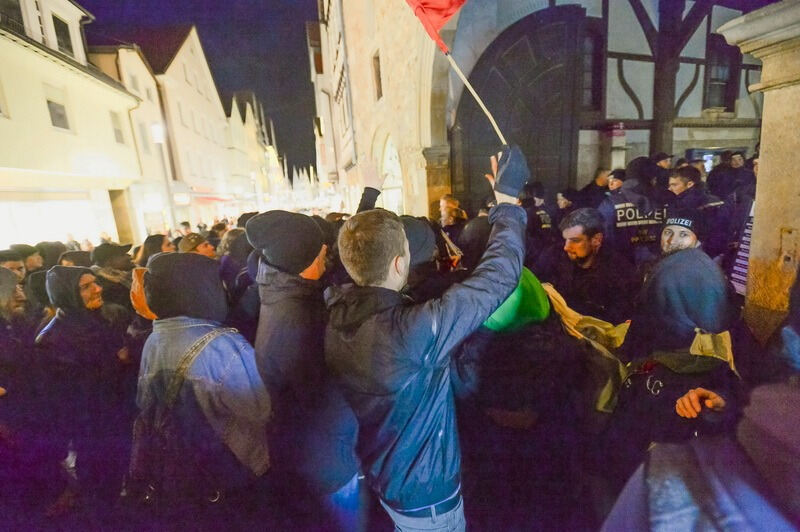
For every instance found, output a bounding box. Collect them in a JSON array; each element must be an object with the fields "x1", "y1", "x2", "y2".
[{"x1": 338, "y1": 209, "x2": 406, "y2": 286}]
